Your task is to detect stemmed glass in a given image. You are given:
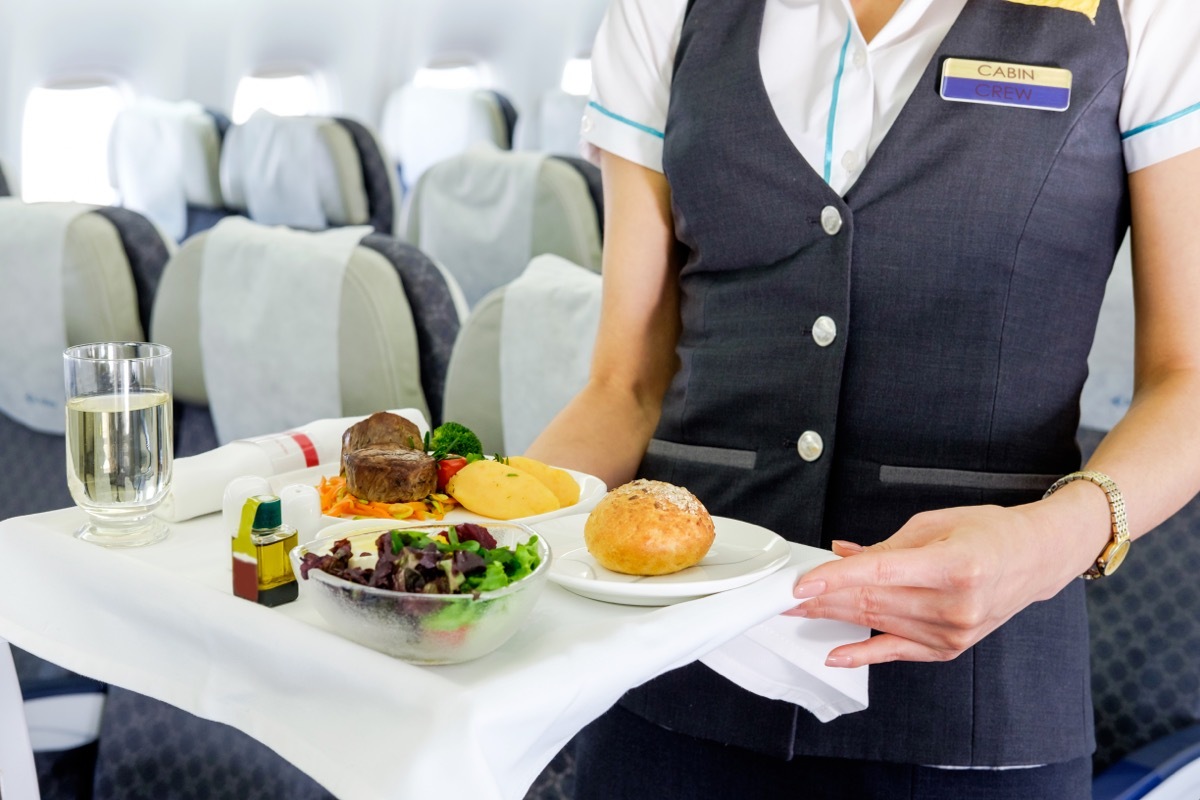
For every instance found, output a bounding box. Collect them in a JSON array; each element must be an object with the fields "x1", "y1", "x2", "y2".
[{"x1": 63, "y1": 342, "x2": 173, "y2": 547}]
